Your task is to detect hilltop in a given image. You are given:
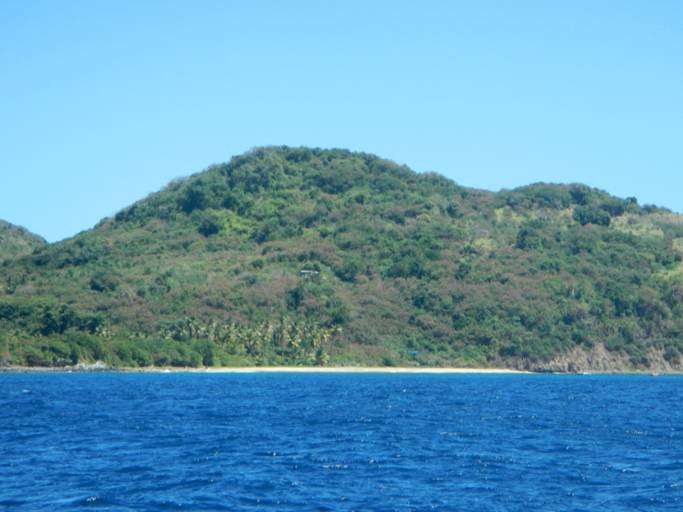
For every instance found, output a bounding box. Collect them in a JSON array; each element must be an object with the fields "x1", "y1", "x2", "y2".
[
  {"x1": 0, "y1": 220, "x2": 46, "y2": 263},
  {"x1": 1, "y1": 147, "x2": 683, "y2": 371}
]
